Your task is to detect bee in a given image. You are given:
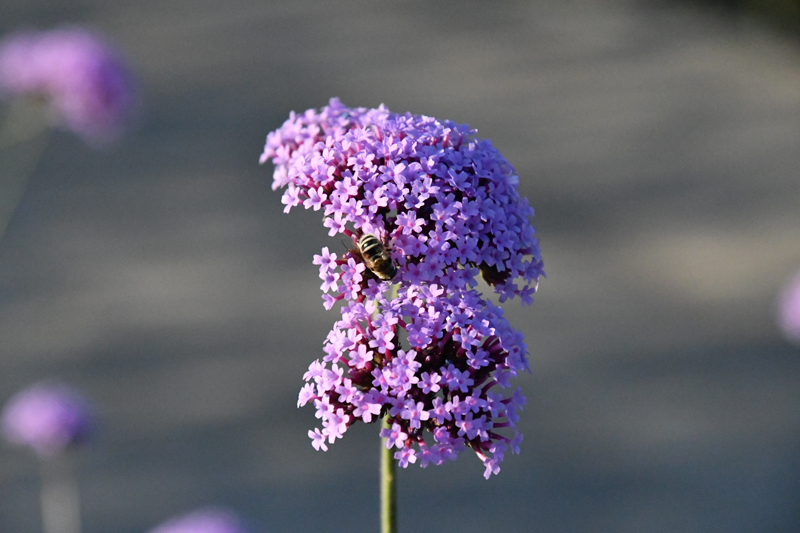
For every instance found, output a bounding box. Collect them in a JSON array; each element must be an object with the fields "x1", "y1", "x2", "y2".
[{"x1": 353, "y1": 233, "x2": 397, "y2": 281}]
